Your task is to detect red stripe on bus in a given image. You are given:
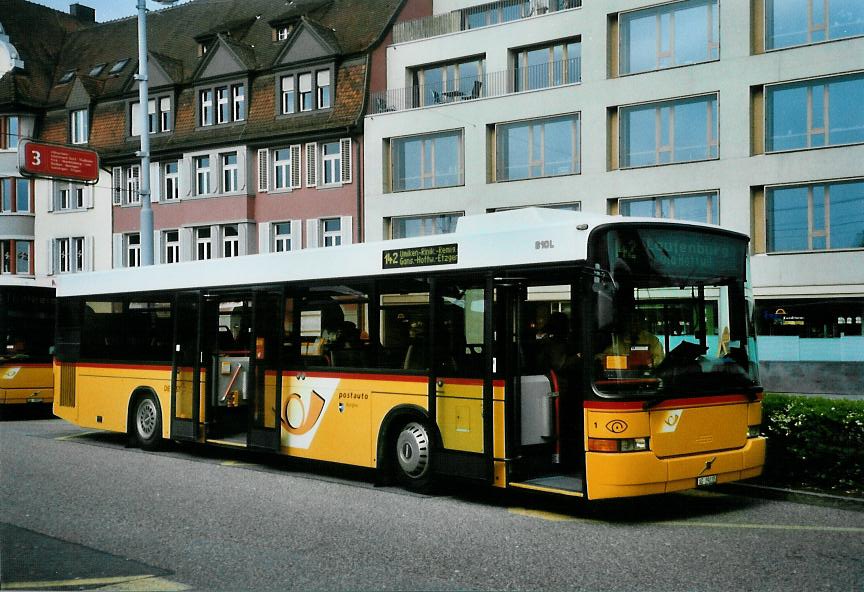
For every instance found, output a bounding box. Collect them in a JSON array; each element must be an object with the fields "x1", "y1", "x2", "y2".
[
  {"x1": 584, "y1": 394, "x2": 759, "y2": 411},
  {"x1": 282, "y1": 371, "x2": 505, "y2": 388}
]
